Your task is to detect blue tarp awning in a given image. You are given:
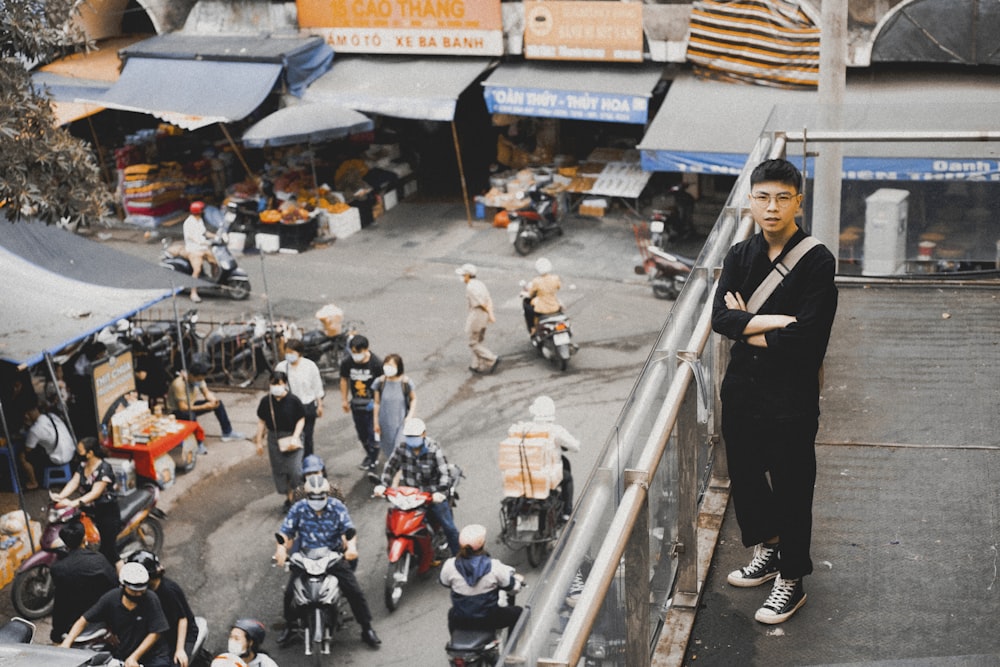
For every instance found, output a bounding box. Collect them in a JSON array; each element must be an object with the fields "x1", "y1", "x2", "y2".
[
  {"x1": 79, "y1": 34, "x2": 333, "y2": 130},
  {"x1": 482, "y1": 62, "x2": 664, "y2": 124},
  {"x1": 302, "y1": 56, "x2": 495, "y2": 122},
  {"x1": 638, "y1": 71, "x2": 1000, "y2": 180}
]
